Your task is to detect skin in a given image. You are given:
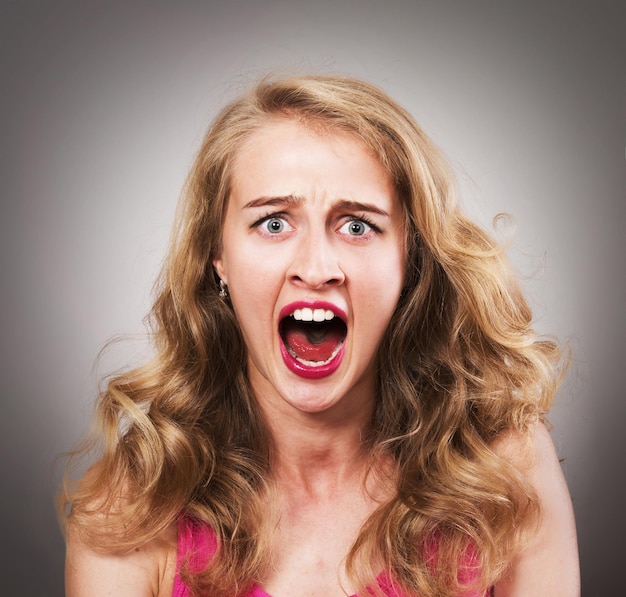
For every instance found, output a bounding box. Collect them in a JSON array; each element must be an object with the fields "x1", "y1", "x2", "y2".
[
  {"x1": 65, "y1": 119, "x2": 580, "y2": 597},
  {"x1": 491, "y1": 424, "x2": 580, "y2": 596},
  {"x1": 65, "y1": 521, "x2": 177, "y2": 597}
]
